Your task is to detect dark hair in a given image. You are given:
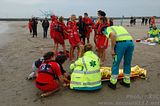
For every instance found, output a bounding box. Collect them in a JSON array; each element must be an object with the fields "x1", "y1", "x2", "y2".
[
  {"x1": 98, "y1": 10, "x2": 106, "y2": 17},
  {"x1": 43, "y1": 52, "x2": 54, "y2": 60},
  {"x1": 55, "y1": 54, "x2": 67, "y2": 64},
  {"x1": 84, "y1": 44, "x2": 92, "y2": 52},
  {"x1": 79, "y1": 16, "x2": 83, "y2": 19},
  {"x1": 84, "y1": 13, "x2": 88, "y2": 16}
]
